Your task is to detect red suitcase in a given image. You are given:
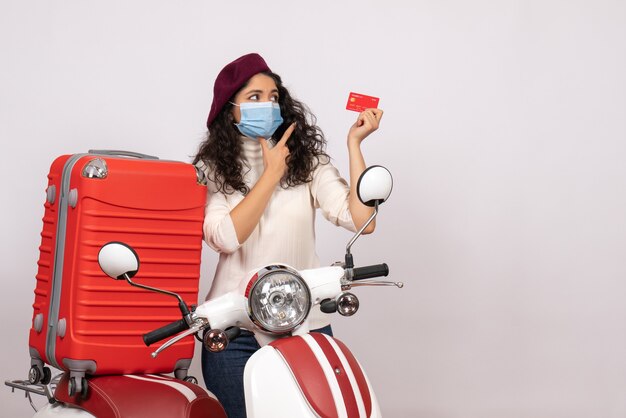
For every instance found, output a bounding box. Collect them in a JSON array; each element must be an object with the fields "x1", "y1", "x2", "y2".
[{"x1": 28, "y1": 150, "x2": 207, "y2": 395}]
